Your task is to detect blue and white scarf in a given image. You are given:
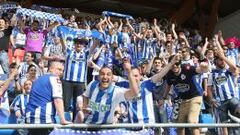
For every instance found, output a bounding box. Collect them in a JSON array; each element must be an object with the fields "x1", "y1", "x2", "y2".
[
  {"x1": 102, "y1": 11, "x2": 134, "y2": 20},
  {"x1": 16, "y1": 8, "x2": 65, "y2": 23}
]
